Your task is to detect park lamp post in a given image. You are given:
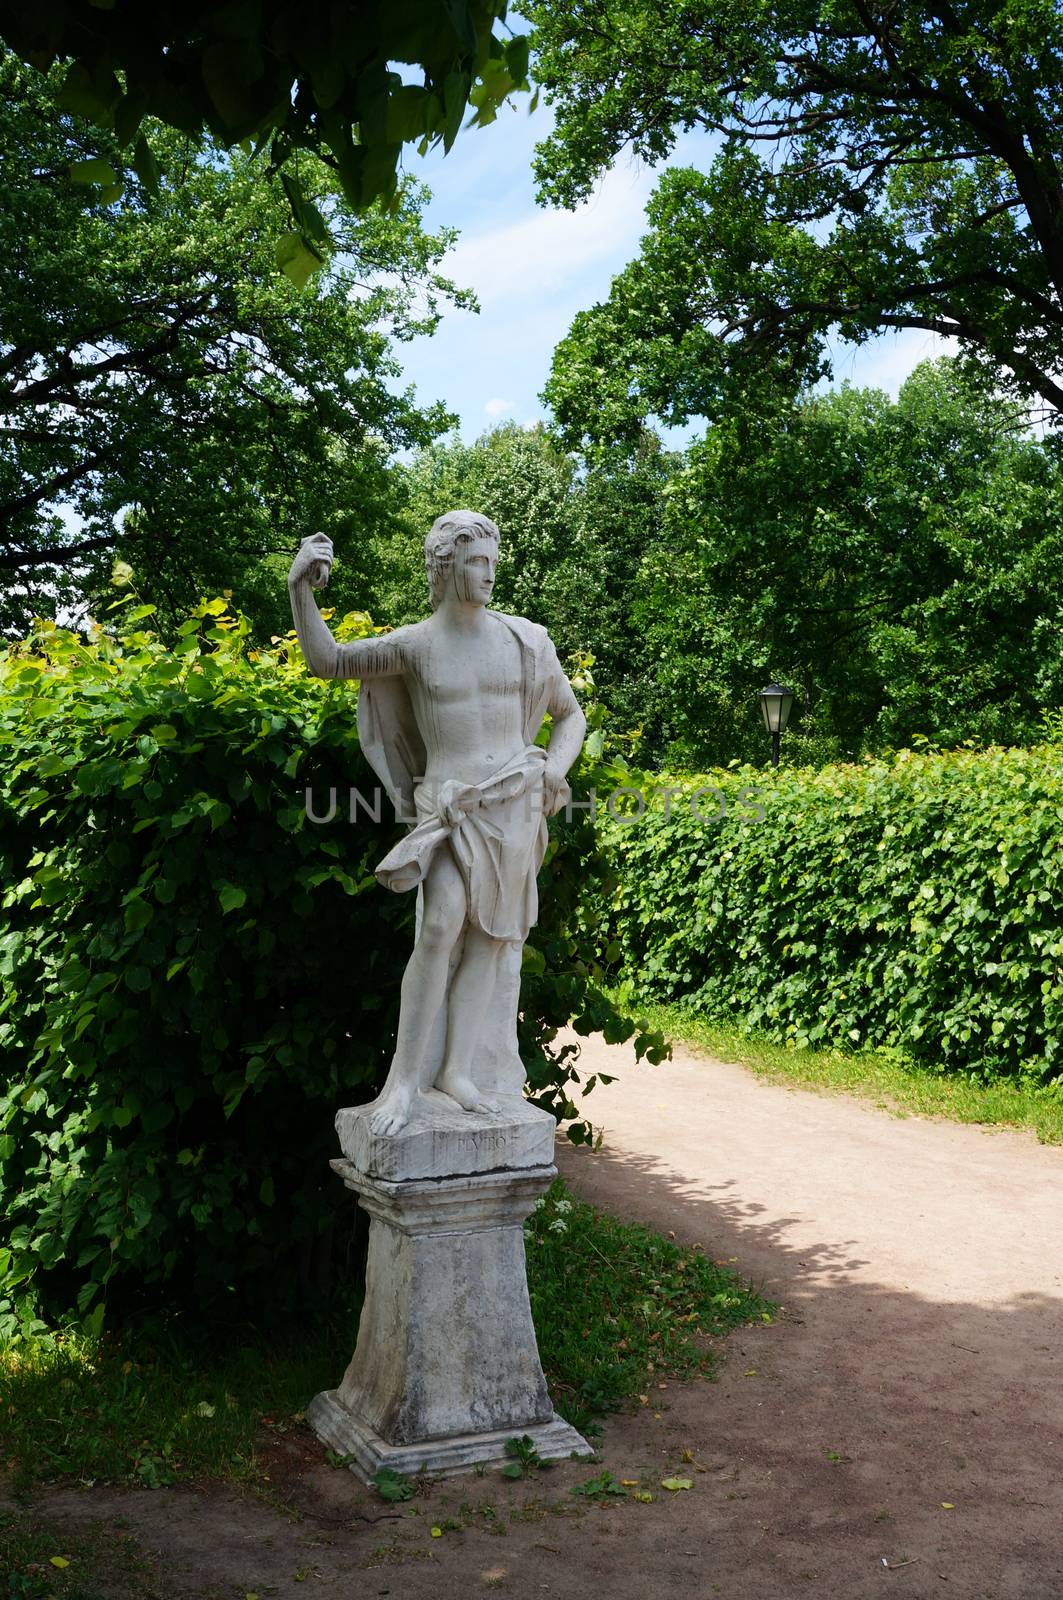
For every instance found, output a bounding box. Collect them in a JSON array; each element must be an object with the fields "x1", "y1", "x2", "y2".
[{"x1": 759, "y1": 681, "x2": 794, "y2": 768}]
